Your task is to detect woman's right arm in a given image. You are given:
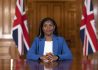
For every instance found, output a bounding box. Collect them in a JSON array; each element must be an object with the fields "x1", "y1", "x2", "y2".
[{"x1": 26, "y1": 37, "x2": 42, "y2": 60}]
